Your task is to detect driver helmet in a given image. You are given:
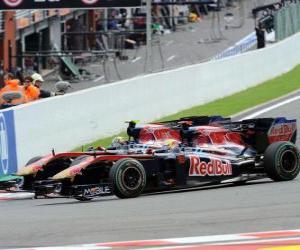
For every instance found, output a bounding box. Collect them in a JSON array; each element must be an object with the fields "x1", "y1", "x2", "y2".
[{"x1": 110, "y1": 136, "x2": 127, "y2": 148}]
